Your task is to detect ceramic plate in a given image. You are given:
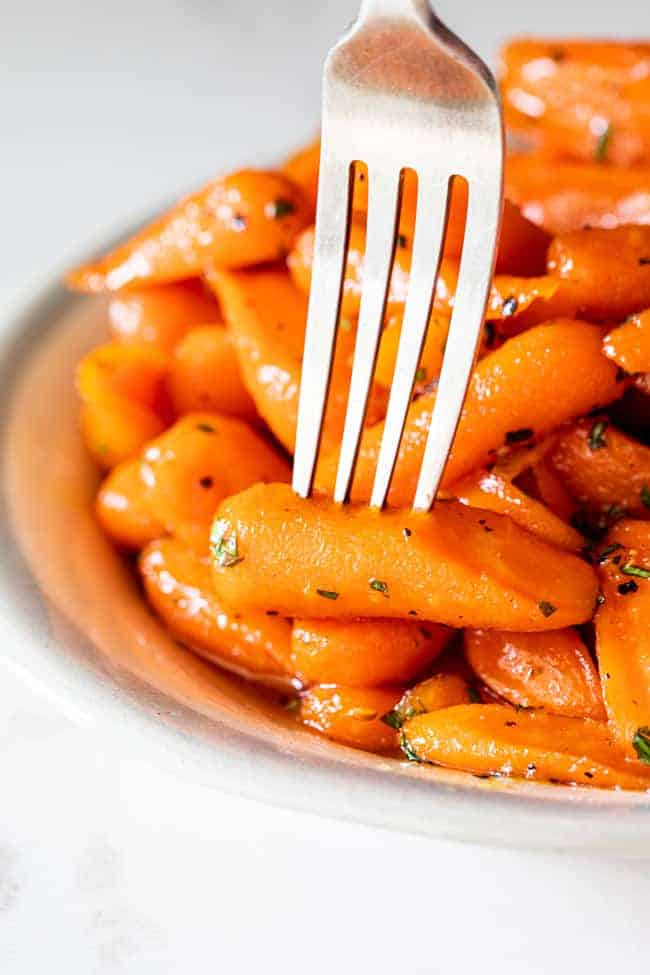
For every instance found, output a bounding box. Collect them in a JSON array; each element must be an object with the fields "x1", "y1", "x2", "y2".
[{"x1": 2, "y1": 245, "x2": 650, "y2": 854}]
